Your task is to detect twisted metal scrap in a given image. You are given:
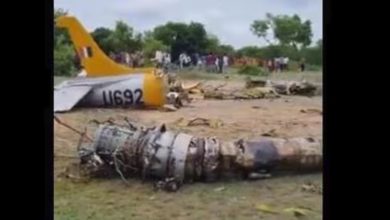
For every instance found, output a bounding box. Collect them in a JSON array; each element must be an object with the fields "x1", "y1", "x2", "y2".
[
  {"x1": 56, "y1": 116, "x2": 322, "y2": 191},
  {"x1": 201, "y1": 79, "x2": 319, "y2": 100}
]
